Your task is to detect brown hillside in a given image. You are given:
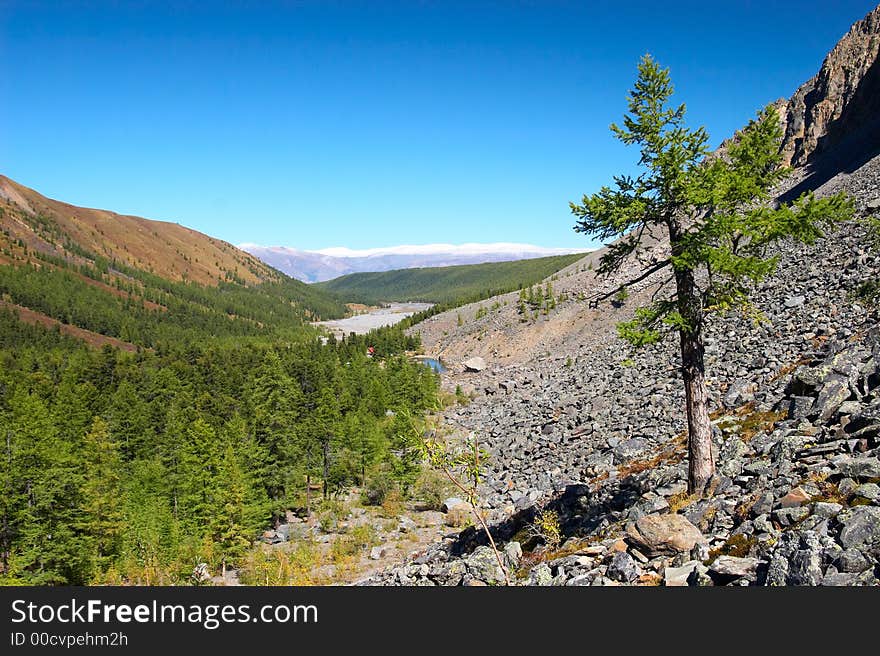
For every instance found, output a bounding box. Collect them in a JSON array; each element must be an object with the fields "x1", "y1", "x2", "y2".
[{"x1": 0, "y1": 174, "x2": 280, "y2": 286}]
